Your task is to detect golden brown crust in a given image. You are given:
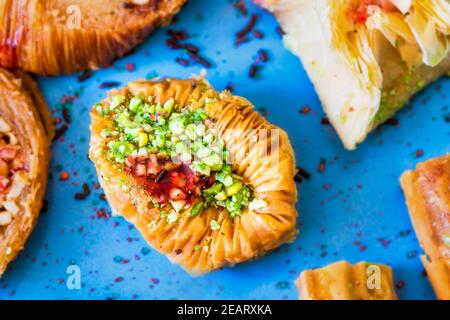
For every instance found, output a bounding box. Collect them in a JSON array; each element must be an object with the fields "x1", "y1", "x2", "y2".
[
  {"x1": 0, "y1": 0, "x2": 187, "y2": 75},
  {"x1": 89, "y1": 78, "x2": 298, "y2": 274},
  {"x1": 12, "y1": 71, "x2": 55, "y2": 139},
  {"x1": 0, "y1": 67, "x2": 52, "y2": 277},
  {"x1": 295, "y1": 260, "x2": 398, "y2": 300},
  {"x1": 400, "y1": 155, "x2": 450, "y2": 300},
  {"x1": 372, "y1": 52, "x2": 450, "y2": 127}
]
